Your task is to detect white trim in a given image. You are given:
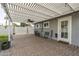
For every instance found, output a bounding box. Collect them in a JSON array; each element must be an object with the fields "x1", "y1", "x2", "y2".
[
  {"x1": 69, "y1": 16, "x2": 72, "y2": 44},
  {"x1": 57, "y1": 19, "x2": 60, "y2": 41},
  {"x1": 8, "y1": 19, "x2": 11, "y2": 41},
  {"x1": 35, "y1": 23, "x2": 42, "y2": 29},
  {"x1": 58, "y1": 16, "x2": 72, "y2": 44}
]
